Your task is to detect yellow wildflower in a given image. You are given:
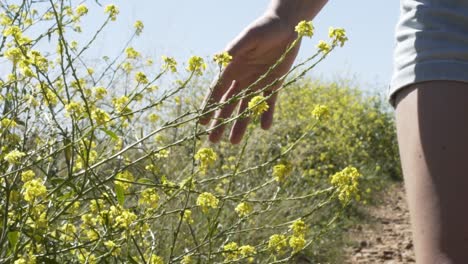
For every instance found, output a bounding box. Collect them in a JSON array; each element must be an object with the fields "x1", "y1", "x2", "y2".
[
  {"x1": 21, "y1": 170, "x2": 35, "y2": 182},
  {"x1": 134, "y1": 20, "x2": 144, "y2": 36},
  {"x1": 196, "y1": 192, "x2": 219, "y2": 213},
  {"x1": 187, "y1": 56, "x2": 206, "y2": 75},
  {"x1": 75, "y1": 4, "x2": 88, "y2": 17},
  {"x1": 162, "y1": 56, "x2": 177, "y2": 72},
  {"x1": 235, "y1": 202, "x2": 253, "y2": 217},
  {"x1": 125, "y1": 47, "x2": 140, "y2": 59},
  {"x1": 182, "y1": 210, "x2": 194, "y2": 224},
  {"x1": 272, "y1": 163, "x2": 292, "y2": 183},
  {"x1": 104, "y1": 4, "x2": 119, "y2": 21},
  {"x1": 213, "y1": 51, "x2": 232, "y2": 67},
  {"x1": 268, "y1": 234, "x2": 288, "y2": 254},
  {"x1": 330, "y1": 166, "x2": 362, "y2": 204},
  {"x1": 329, "y1": 27, "x2": 348, "y2": 47},
  {"x1": 248, "y1": 96, "x2": 269, "y2": 117},
  {"x1": 317, "y1": 40, "x2": 331, "y2": 54},
  {"x1": 223, "y1": 242, "x2": 239, "y2": 261},
  {"x1": 289, "y1": 219, "x2": 307, "y2": 236},
  {"x1": 295, "y1": 21, "x2": 314, "y2": 38},
  {"x1": 289, "y1": 235, "x2": 306, "y2": 253},
  {"x1": 194, "y1": 147, "x2": 217, "y2": 174},
  {"x1": 312, "y1": 104, "x2": 329, "y2": 120},
  {"x1": 4, "y1": 150, "x2": 26, "y2": 164},
  {"x1": 138, "y1": 188, "x2": 160, "y2": 208},
  {"x1": 135, "y1": 71, "x2": 149, "y2": 84},
  {"x1": 22, "y1": 179, "x2": 47, "y2": 202}
]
